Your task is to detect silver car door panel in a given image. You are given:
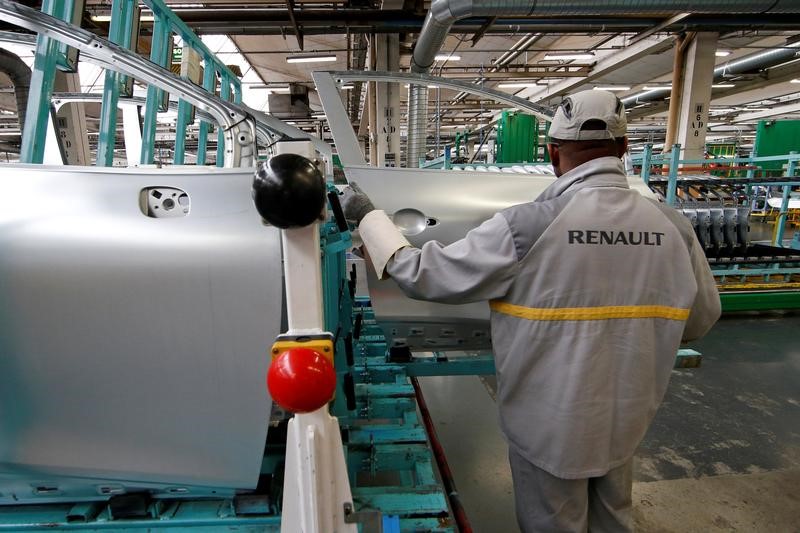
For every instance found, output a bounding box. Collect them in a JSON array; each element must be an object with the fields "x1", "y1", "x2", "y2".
[{"x1": 0, "y1": 165, "x2": 280, "y2": 503}]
